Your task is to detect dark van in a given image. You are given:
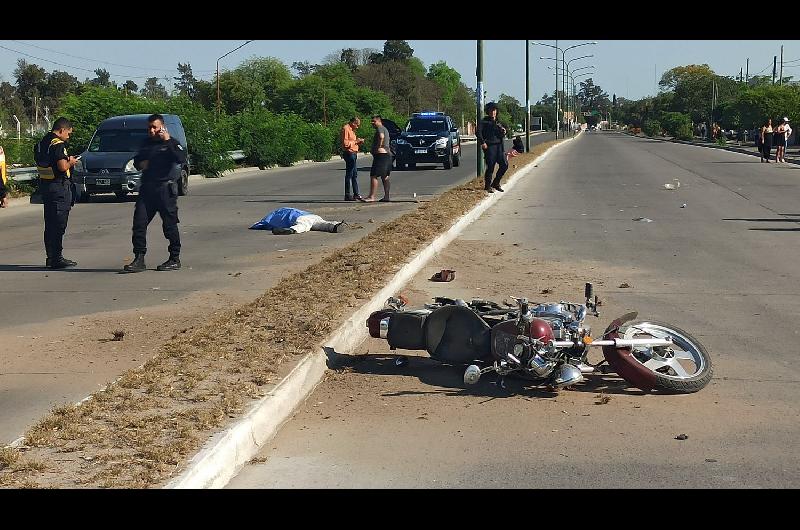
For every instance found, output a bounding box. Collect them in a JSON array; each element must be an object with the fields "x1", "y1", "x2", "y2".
[{"x1": 74, "y1": 114, "x2": 190, "y2": 201}]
